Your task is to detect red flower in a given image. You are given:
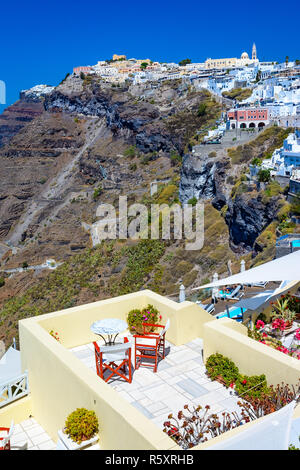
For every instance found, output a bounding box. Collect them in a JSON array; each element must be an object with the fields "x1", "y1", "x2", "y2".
[{"x1": 242, "y1": 379, "x2": 247, "y2": 385}]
